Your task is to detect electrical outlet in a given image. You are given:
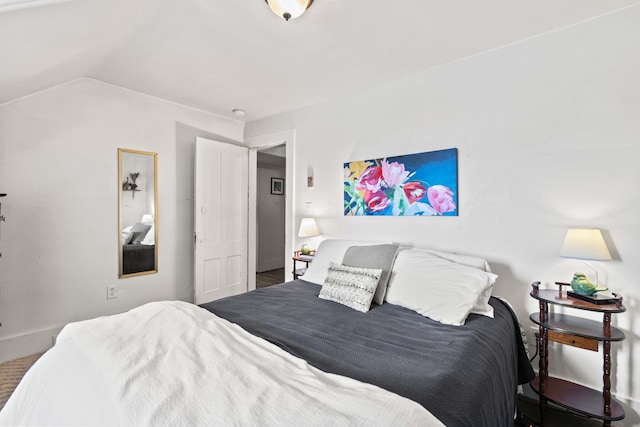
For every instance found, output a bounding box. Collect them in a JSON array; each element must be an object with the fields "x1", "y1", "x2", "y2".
[
  {"x1": 107, "y1": 285, "x2": 118, "y2": 299},
  {"x1": 529, "y1": 325, "x2": 539, "y2": 345}
]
